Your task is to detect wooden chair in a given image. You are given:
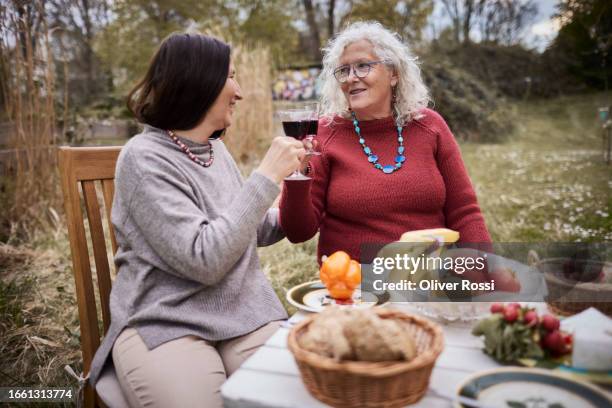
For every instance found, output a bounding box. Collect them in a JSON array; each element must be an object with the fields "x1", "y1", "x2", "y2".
[{"x1": 58, "y1": 146, "x2": 123, "y2": 408}]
